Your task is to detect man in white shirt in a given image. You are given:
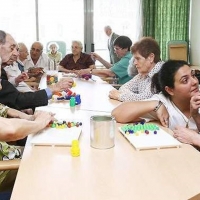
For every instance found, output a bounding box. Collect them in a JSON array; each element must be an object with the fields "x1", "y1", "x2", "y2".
[
  {"x1": 4, "y1": 43, "x2": 33, "y2": 92},
  {"x1": 24, "y1": 41, "x2": 54, "y2": 71},
  {"x1": 17, "y1": 42, "x2": 29, "y2": 72},
  {"x1": 4, "y1": 62, "x2": 33, "y2": 92}
]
